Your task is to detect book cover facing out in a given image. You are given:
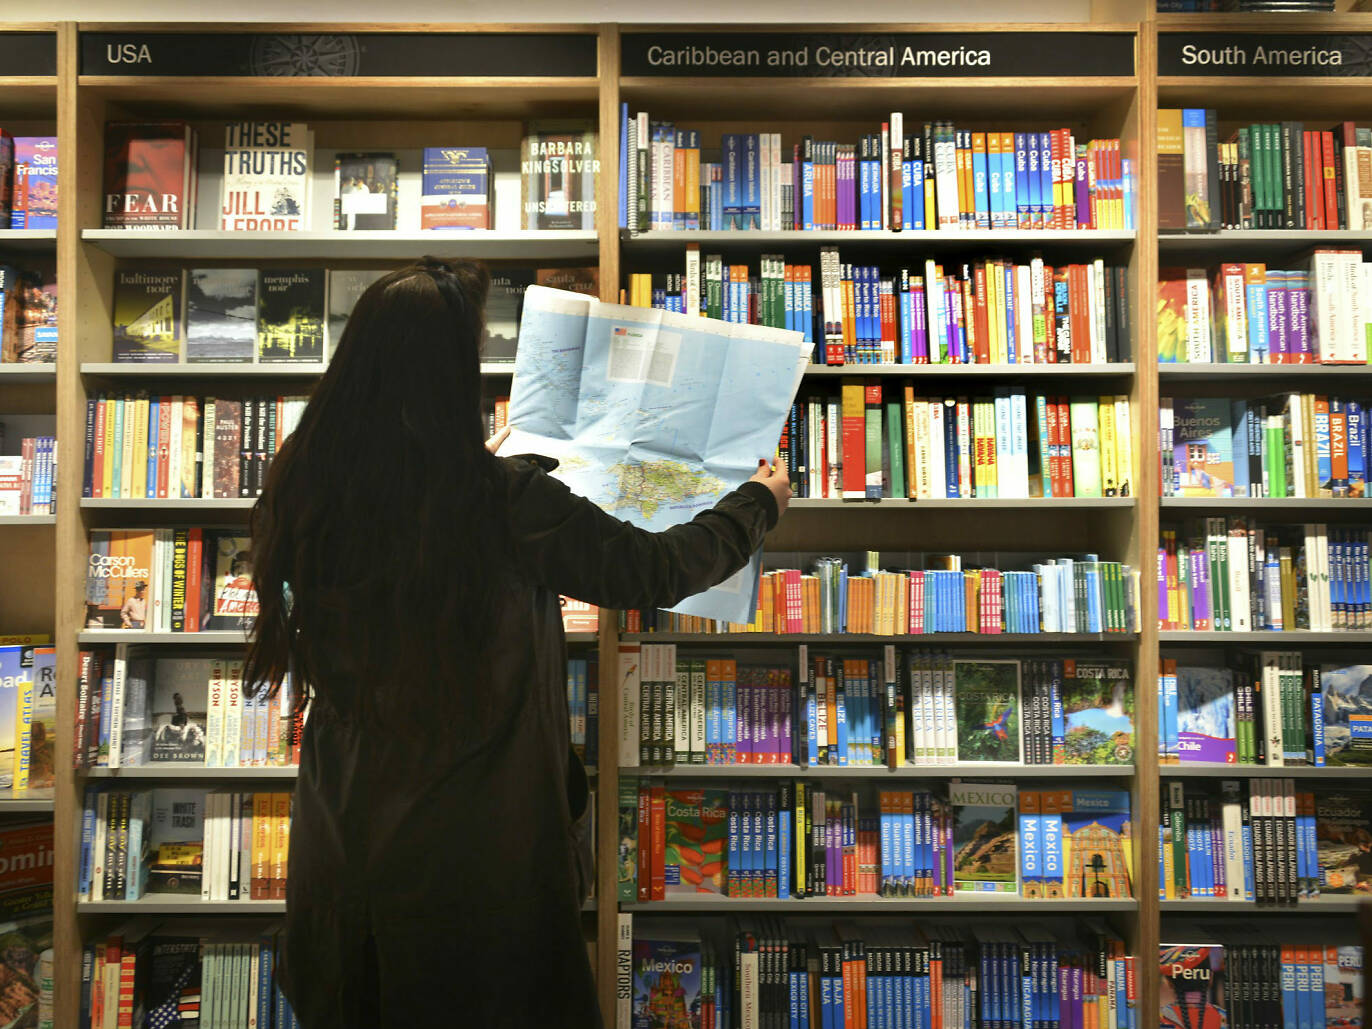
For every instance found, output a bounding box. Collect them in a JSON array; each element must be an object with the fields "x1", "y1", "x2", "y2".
[
  {"x1": 662, "y1": 788, "x2": 727, "y2": 896},
  {"x1": 421, "y1": 147, "x2": 490, "y2": 230},
  {"x1": 257, "y1": 268, "x2": 324, "y2": 363},
  {"x1": 102, "y1": 121, "x2": 191, "y2": 229},
  {"x1": 325, "y1": 268, "x2": 388, "y2": 359},
  {"x1": 85, "y1": 529, "x2": 155, "y2": 629},
  {"x1": 112, "y1": 268, "x2": 184, "y2": 363},
  {"x1": 334, "y1": 151, "x2": 397, "y2": 230},
  {"x1": 1172, "y1": 398, "x2": 1236, "y2": 497},
  {"x1": 0, "y1": 647, "x2": 30, "y2": 790},
  {"x1": 950, "y1": 780, "x2": 1017, "y2": 893},
  {"x1": 952, "y1": 659, "x2": 1022, "y2": 764},
  {"x1": 632, "y1": 931, "x2": 702, "y2": 1029},
  {"x1": 148, "y1": 657, "x2": 212, "y2": 764},
  {"x1": 1058, "y1": 659, "x2": 1135, "y2": 765},
  {"x1": 185, "y1": 267, "x2": 256, "y2": 364},
  {"x1": 1319, "y1": 664, "x2": 1372, "y2": 767},
  {"x1": 147, "y1": 787, "x2": 205, "y2": 895},
  {"x1": 208, "y1": 534, "x2": 258, "y2": 631},
  {"x1": 1315, "y1": 789, "x2": 1372, "y2": 895},
  {"x1": 1159, "y1": 945, "x2": 1224, "y2": 1029},
  {"x1": 1060, "y1": 789, "x2": 1133, "y2": 898},
  {"x1": 11, "y1": 136, "x2": 56, "y2": 229},
  {"x1": 1175, "y1": 665, "x2": 1236, "y2": 764}
]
